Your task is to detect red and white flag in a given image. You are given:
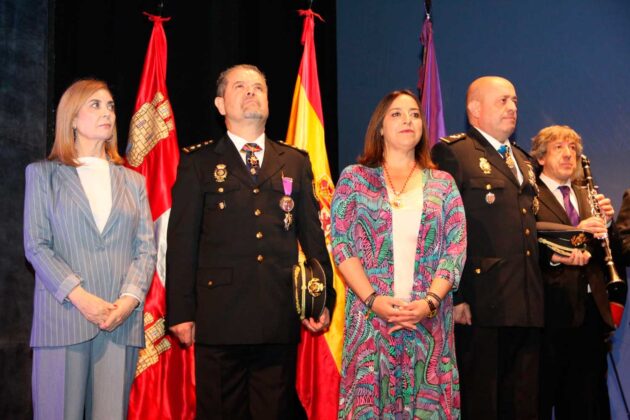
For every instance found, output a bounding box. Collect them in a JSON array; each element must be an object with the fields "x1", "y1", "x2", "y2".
[{"x1": 126, "y1": 13, "x2": 195, "y2": 420}]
